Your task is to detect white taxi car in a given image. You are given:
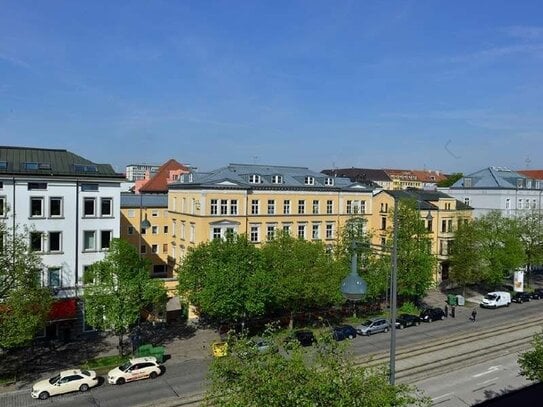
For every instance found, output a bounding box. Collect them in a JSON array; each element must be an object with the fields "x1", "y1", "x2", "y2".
[
  {"x1": 31, "y1": 369, "x2": 98, "y2": 400},
  {"x1": 107, "y1": 356, "x2": 161, "y2": 385}
]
